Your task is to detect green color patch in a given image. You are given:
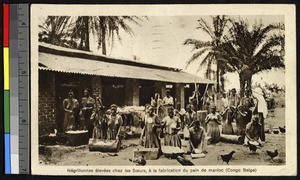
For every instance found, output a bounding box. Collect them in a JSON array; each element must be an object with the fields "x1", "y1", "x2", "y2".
[{"x1": 4, "y1": 90, "x2": 10, "y2": 133}]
